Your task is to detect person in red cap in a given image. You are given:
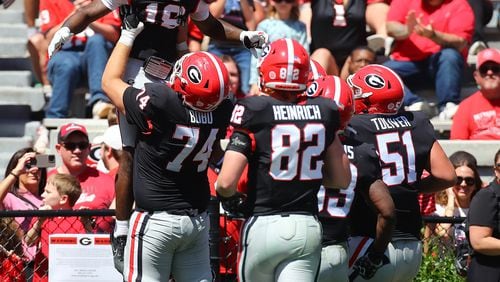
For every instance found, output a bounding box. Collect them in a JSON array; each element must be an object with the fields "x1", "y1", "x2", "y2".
[
  {"x1": 451, "y1": 48, "x2": 500, "y2": 140},
  {"x1": 48, "y1": 122, "x2": 115, "y2": 232}
]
